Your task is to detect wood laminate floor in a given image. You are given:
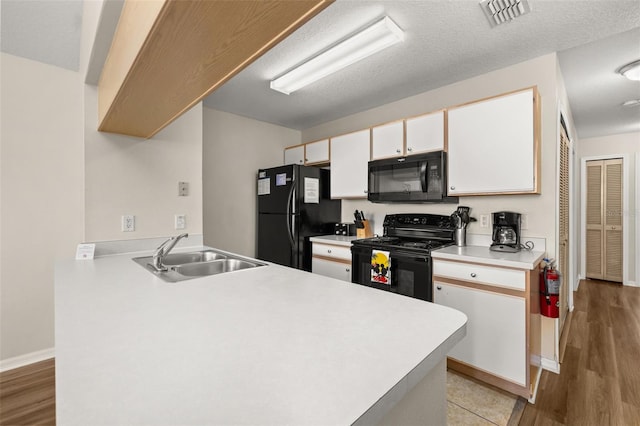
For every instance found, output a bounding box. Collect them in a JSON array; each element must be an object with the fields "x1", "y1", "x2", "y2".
[
  {"x1": 520, "y1": 279, "x2": 640, "y2": 425},
  {"x1": 0, "y1": 359, "x2": 55, "y2": 425}
]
